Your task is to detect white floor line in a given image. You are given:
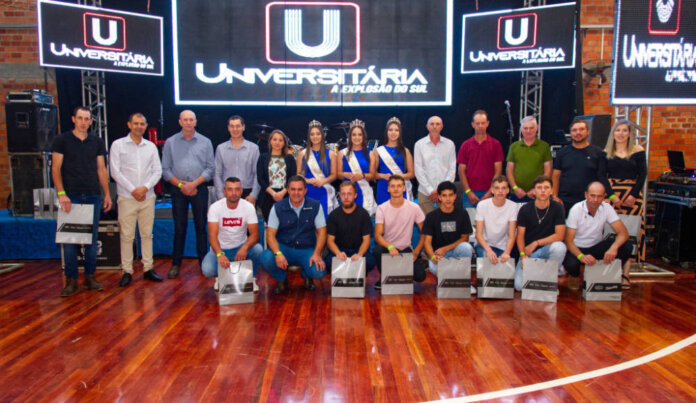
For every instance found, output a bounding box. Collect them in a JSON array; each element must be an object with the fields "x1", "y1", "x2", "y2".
[{"x1": 430, "y1": 333, "x2": 696, "y2": 403}]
